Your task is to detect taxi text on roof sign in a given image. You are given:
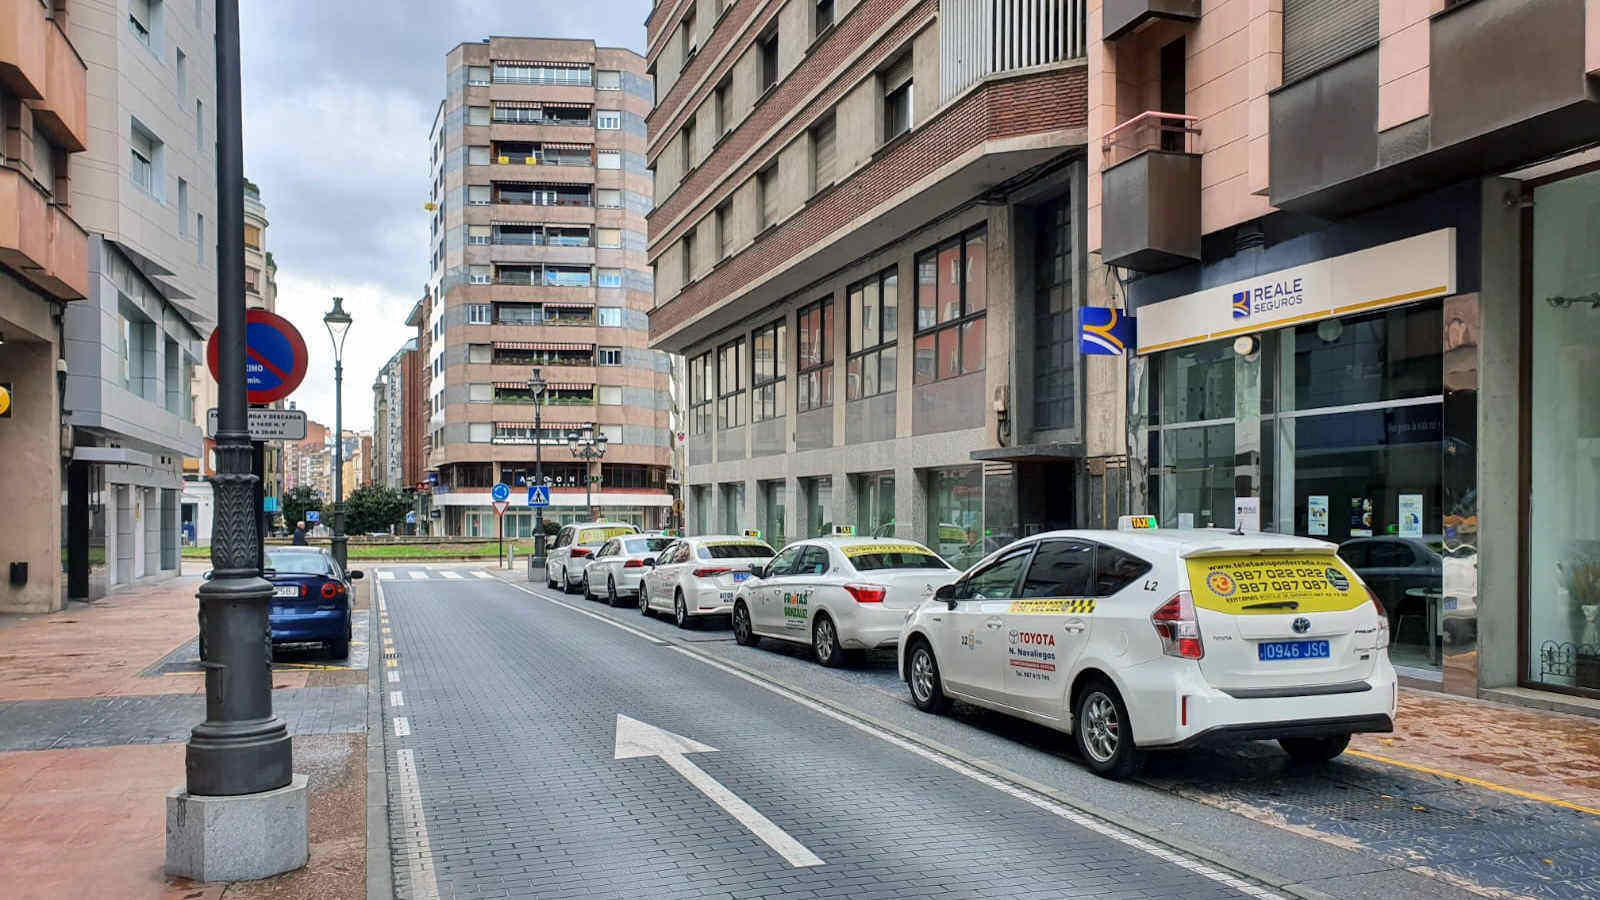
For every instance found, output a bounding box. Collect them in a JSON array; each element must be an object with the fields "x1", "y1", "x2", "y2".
[
  {"x1": 1185, "y1": 555, "x2": 1367, "y2": 614},
  {"x1": 832, "y1": 524, "x2": 857, "y2": 535},
  {"x1": 1118, "y1": 515, "x2": 1159, "y2": 531},
  {"x1": 840, "y1": 543, "x2": 926, "y2": 558},
  {"x1": 742, "y1": 529, "x2": 763, "y2": 538}
]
